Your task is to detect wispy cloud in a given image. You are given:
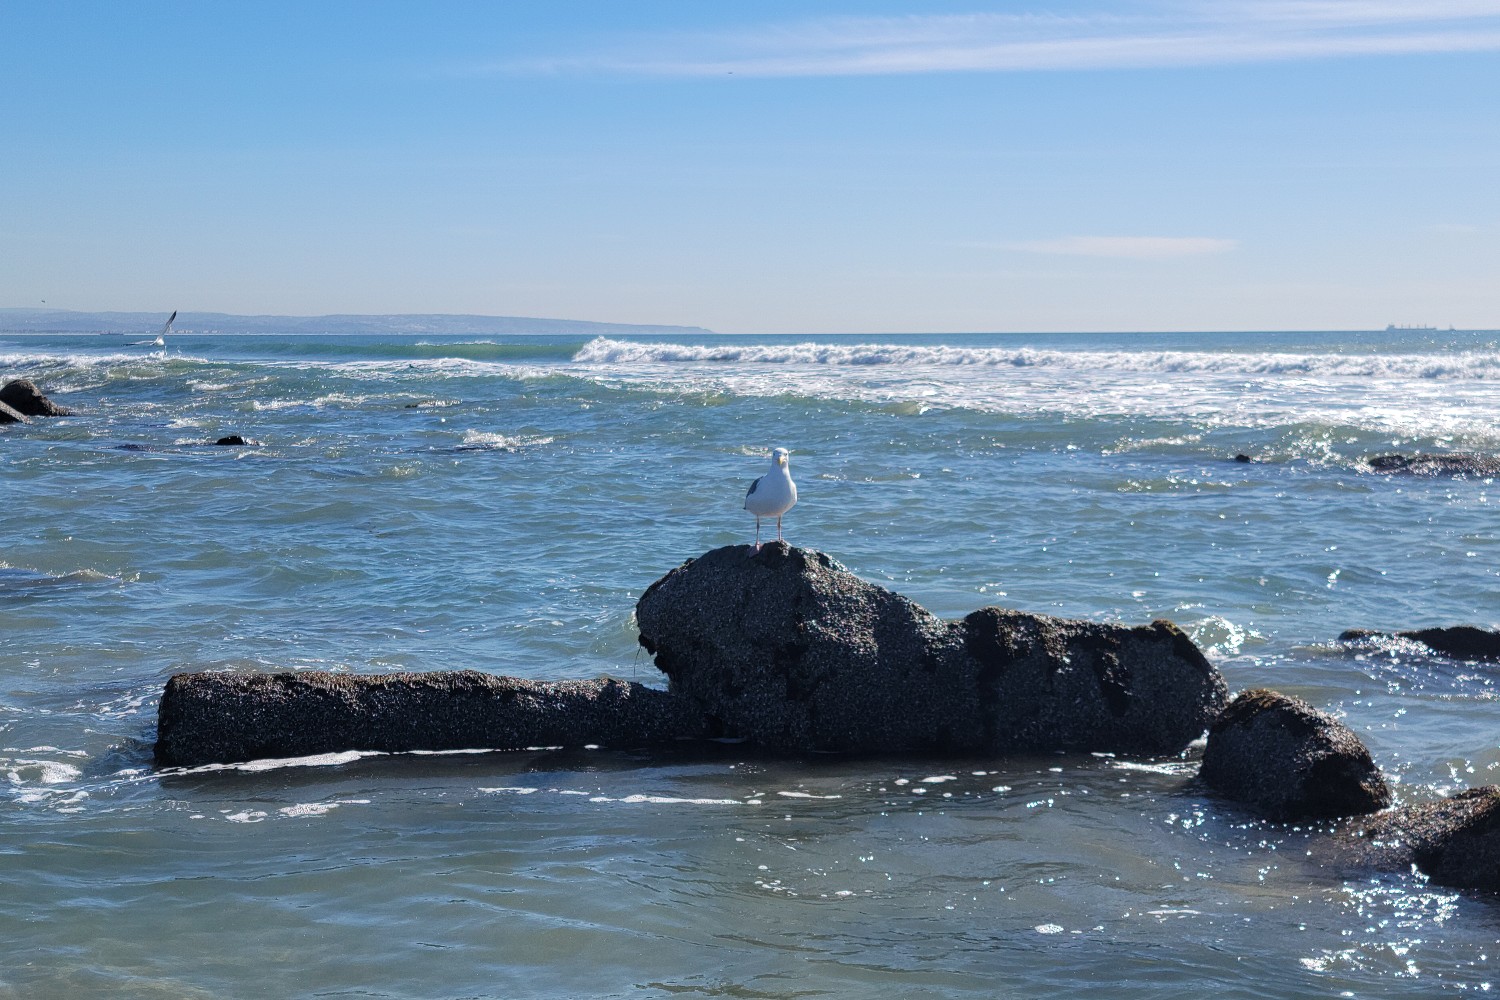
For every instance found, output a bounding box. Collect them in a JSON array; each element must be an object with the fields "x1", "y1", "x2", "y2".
[
  {"x1": 483, "y1": 1, "x2": 1500, "y2": 77},
  {"x1": 1007, "y1": 236, "x2": 1239, "y2": 258}
]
